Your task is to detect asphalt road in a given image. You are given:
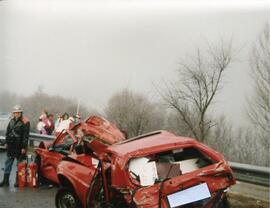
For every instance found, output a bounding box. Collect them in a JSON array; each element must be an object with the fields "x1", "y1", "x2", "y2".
[
  {"x1": 0, "y1": 150, "x2": 57, "y2": 208},
  {"x1": 228, "y1": 181, "x2": 269, "y2": 208}
]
